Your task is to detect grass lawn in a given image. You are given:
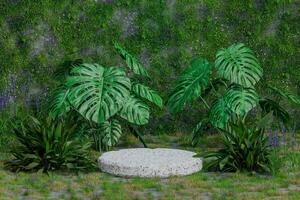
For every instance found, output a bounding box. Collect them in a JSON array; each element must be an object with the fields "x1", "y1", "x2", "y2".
[{"x1": 0, "y1": 134, "x2": 300, "y2": 200}]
